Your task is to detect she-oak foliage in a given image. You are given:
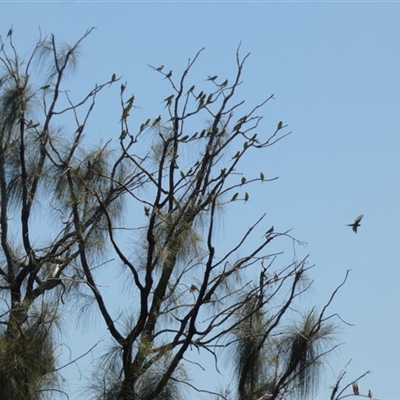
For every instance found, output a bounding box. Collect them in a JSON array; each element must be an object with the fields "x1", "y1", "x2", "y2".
[{"x1": 0, "y1": 29, "x2": 370, "y2": 400}]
